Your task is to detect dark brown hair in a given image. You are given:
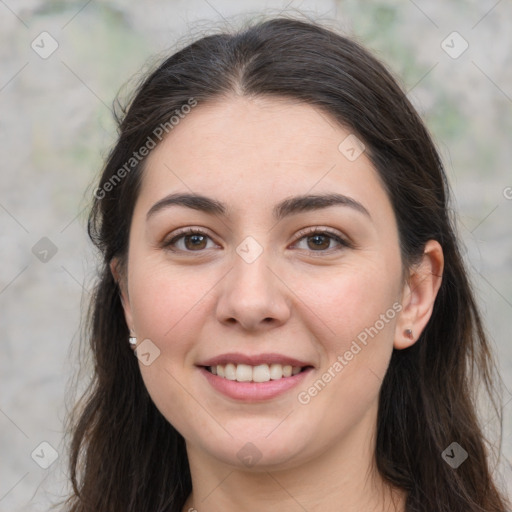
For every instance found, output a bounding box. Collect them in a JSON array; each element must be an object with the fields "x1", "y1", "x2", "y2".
[{"x1": 63, "y1": 15, "x2": 510, "y2": 512}]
